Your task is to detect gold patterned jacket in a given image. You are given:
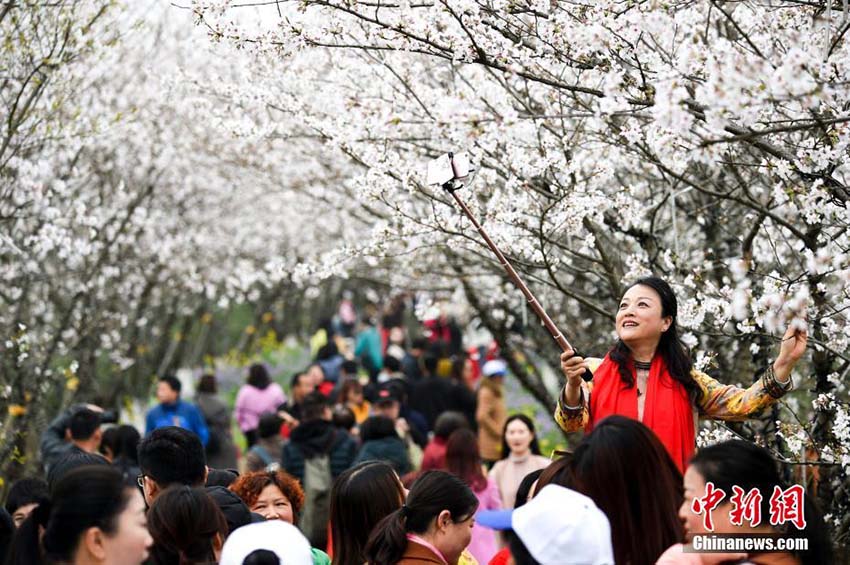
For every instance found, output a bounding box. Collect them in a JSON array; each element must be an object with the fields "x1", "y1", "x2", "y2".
[{"x1": 554, "y1": 358, "x2": 792, "y2": 434}]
